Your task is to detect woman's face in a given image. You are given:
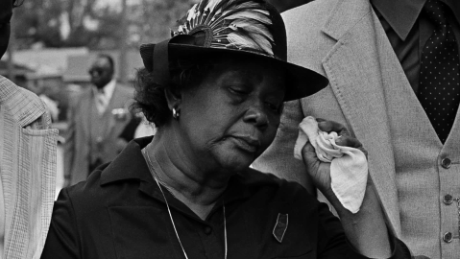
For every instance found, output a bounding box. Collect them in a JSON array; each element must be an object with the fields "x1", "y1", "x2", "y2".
[{"x1": 177, "y1": 58, "x2": 286, "y2": 173}]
